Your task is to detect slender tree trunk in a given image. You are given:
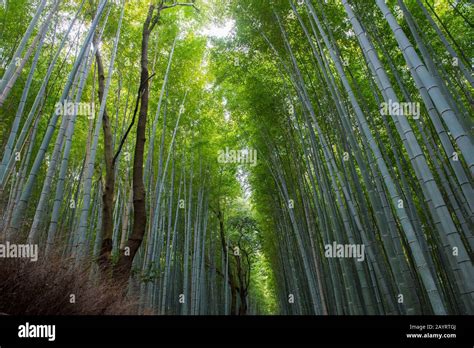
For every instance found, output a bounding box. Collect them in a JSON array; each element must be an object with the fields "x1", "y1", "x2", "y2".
[
  {"x1": 95, "y1": 38, "x2": 116, "y2": 274},
  {"x1": 114, "y1": 4, "x2": 155, "y2": 281}
]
